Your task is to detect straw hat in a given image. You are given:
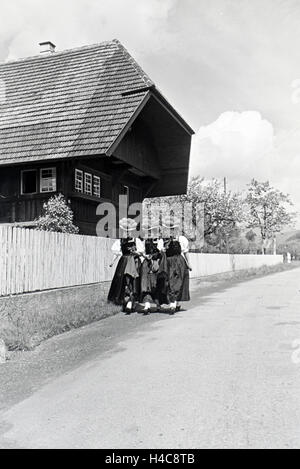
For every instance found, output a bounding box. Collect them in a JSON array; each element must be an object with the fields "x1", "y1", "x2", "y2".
[
  {"x1": 142, "y1": 215, "x2": 160, "y2": 231},
  {"x1": 119, "y1": 217, "x2": 137, "y2": 232},
  {"x1": 161, "y1": 214, "x2": 181, "y2": 229}
]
